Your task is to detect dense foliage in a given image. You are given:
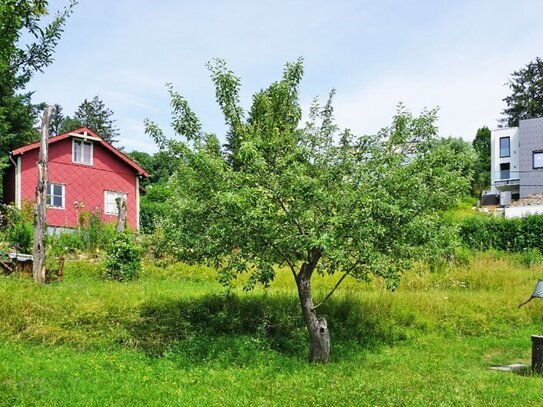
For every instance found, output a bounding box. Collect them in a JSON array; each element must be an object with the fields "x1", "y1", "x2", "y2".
[
  {"x1": 138, "y1": 184, "x2": 171, "y2": 234},
  {"x1": 501, "y1": 56, "x2": 543, "y2": 127},
  {"x1": 146, "y1": 59, "x2": 472, "y2": 362},
  {"x1": 0, "y1": 202, "x2": 34, "y2": 253},
  {"x1": 472, "y1": 126, "x2": 491, "y2": 195},
  {"x1": 126, "y1": 151, "x2": 177, "y2": 233},
  {"x1": 104, "y1": 232, "x2": 142, "y2": 281},
  {"x1": 0, "y1": 203, "x2": 116, "y2": 256},
  {"x1": 459, "y1": 214, "x2": 543, "y2": 253},
  {"x1": 0, "y1": 0, "x2": 75, "y2": 199}
]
